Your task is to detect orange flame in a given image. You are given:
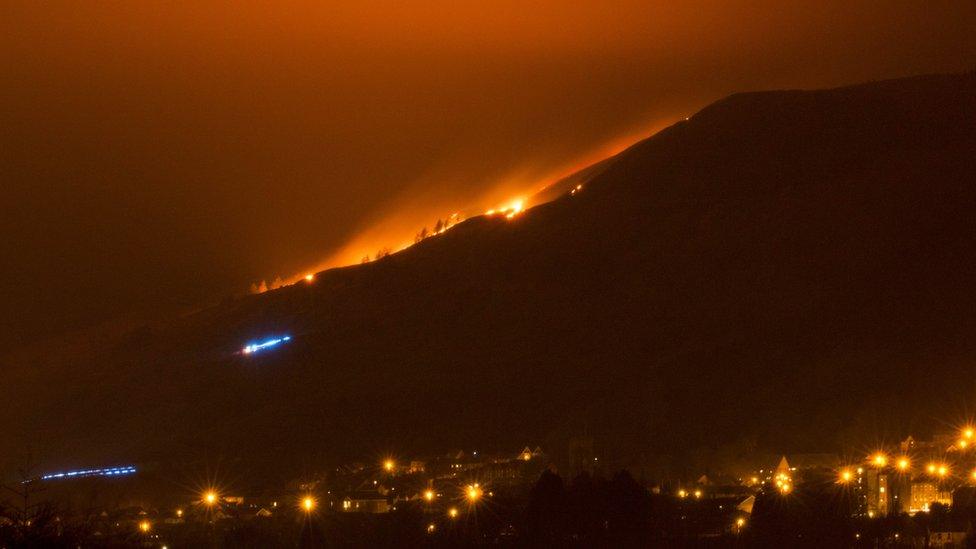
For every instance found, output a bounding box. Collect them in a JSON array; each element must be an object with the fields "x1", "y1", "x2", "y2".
[{"x1": 251, "y1": 117, "x2": 680, "y2": 293}]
